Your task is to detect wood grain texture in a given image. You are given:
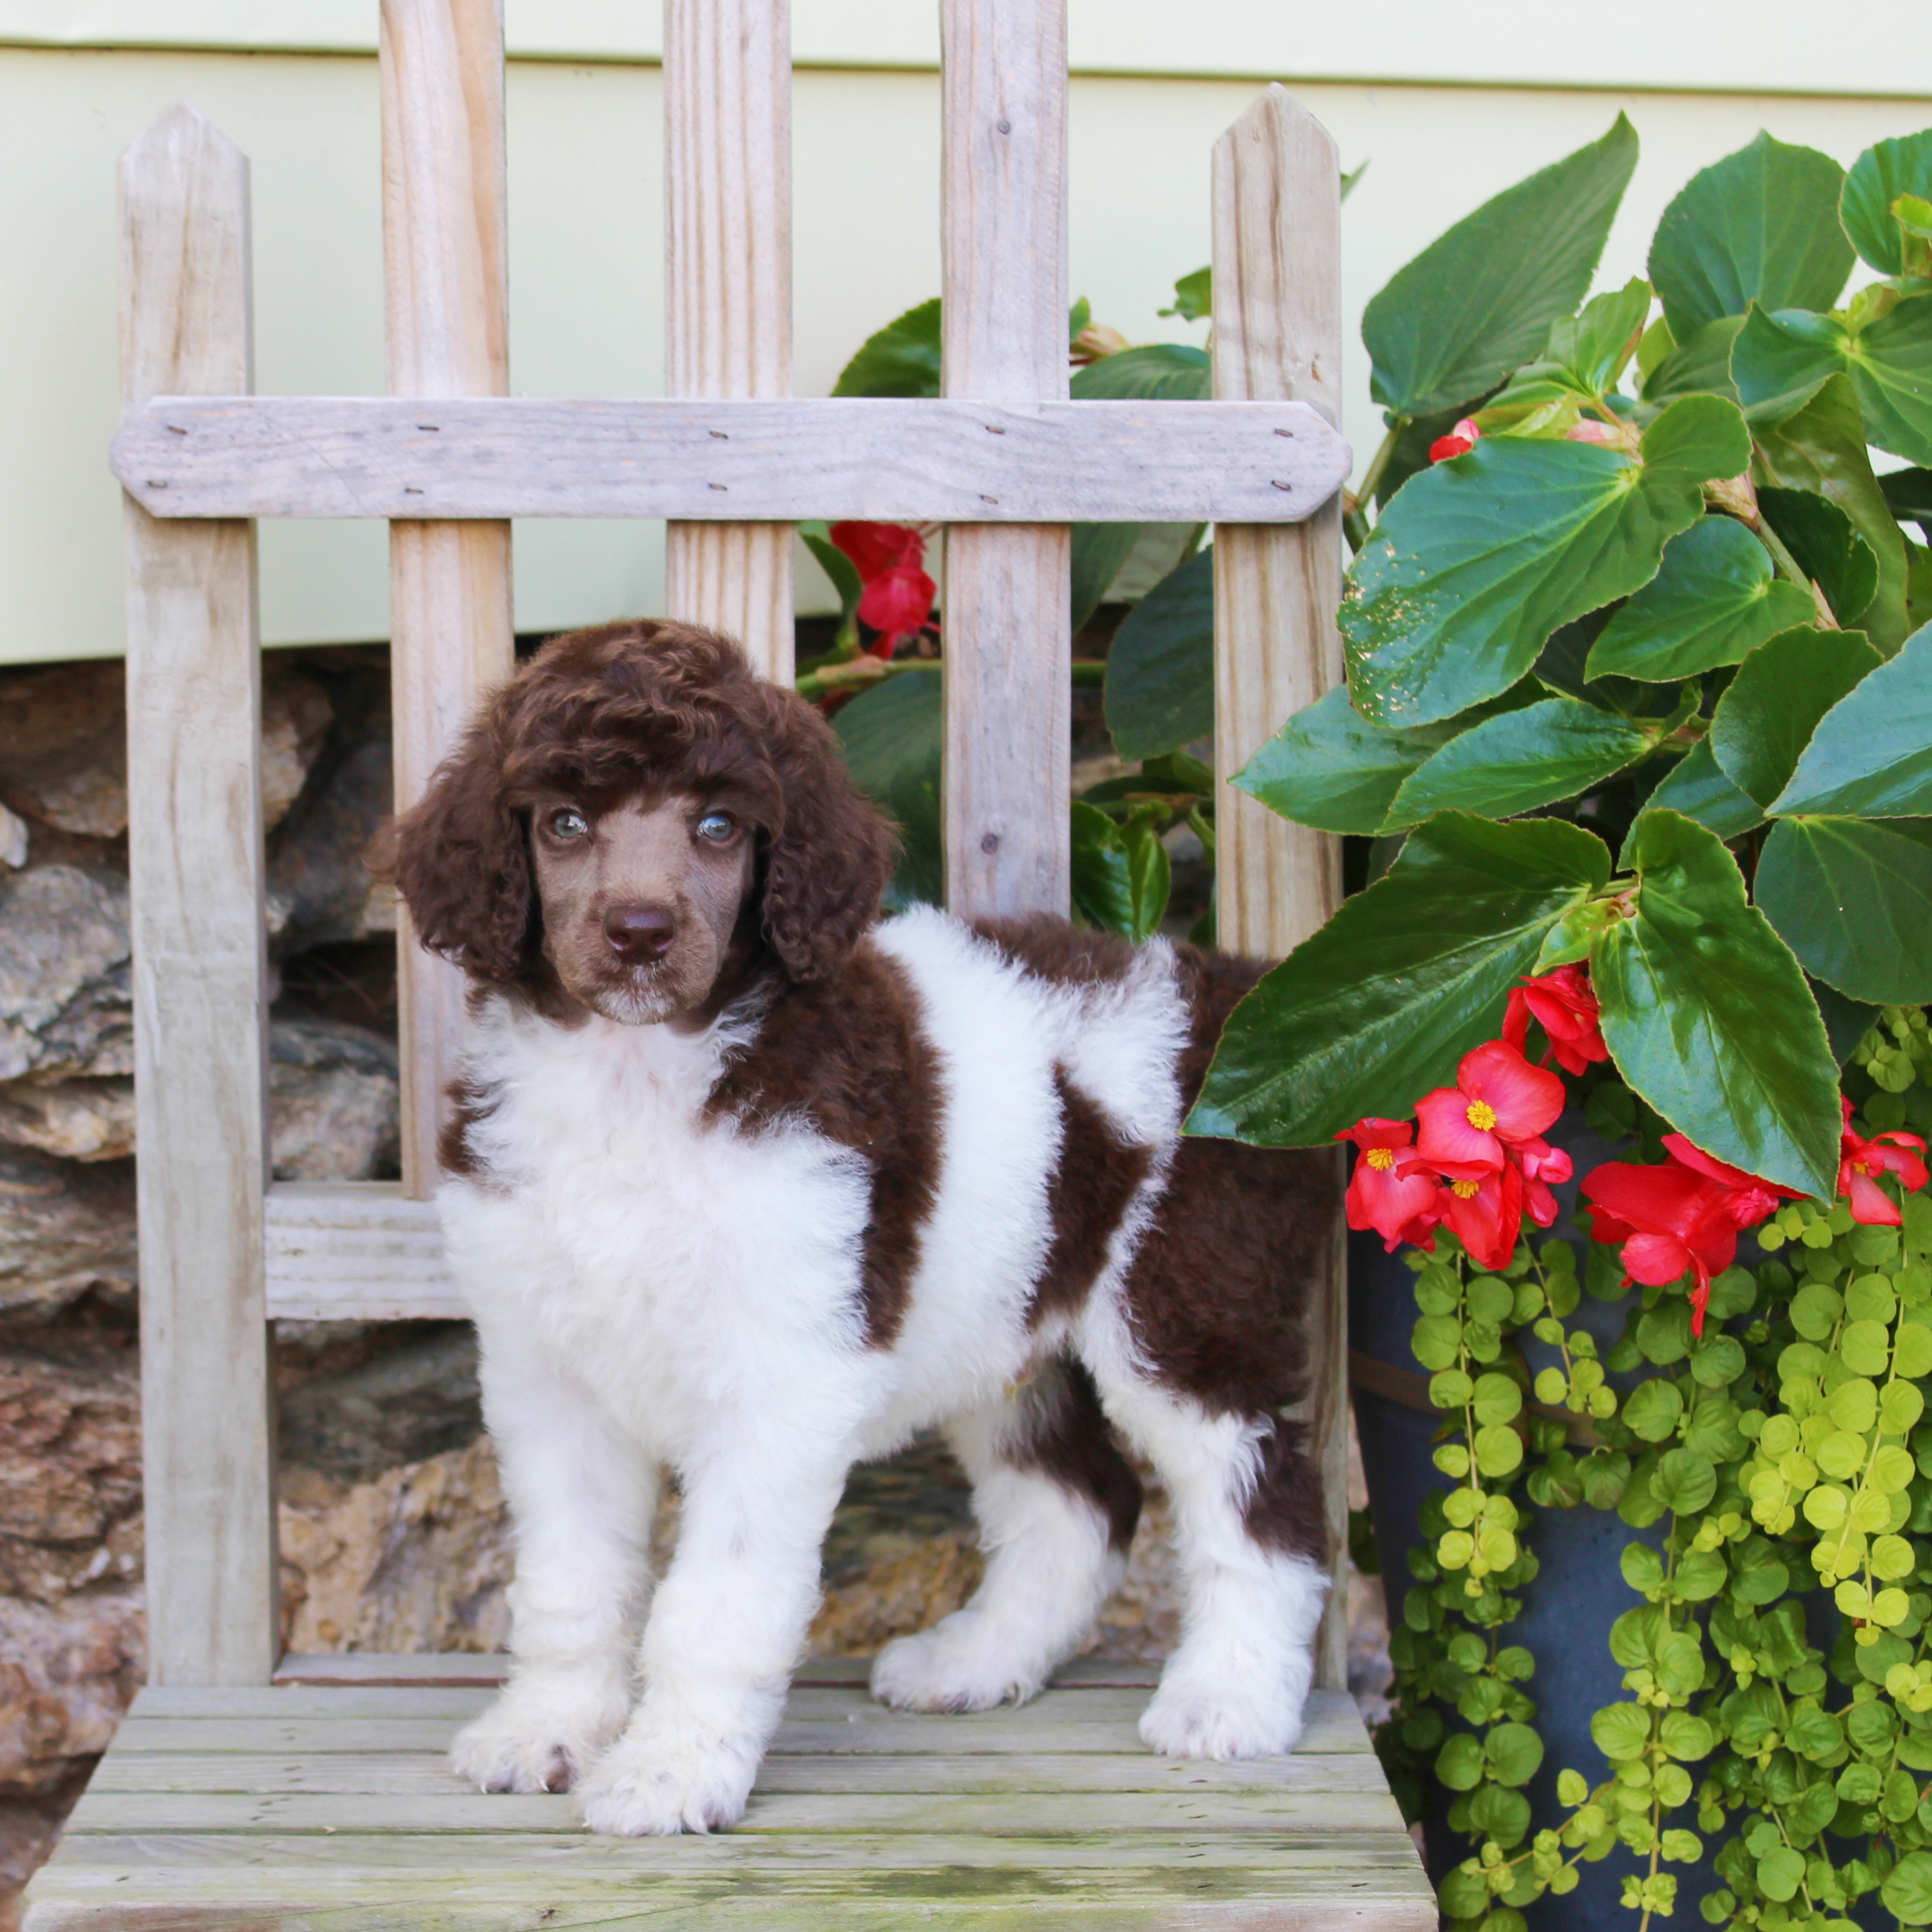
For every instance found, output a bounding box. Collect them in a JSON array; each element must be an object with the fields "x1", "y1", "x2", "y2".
[
  {"x1": 112, "y1": 396, "x2": 1349, "y2": 523},
  {"x1": 381, "y1": 0, "x2": 515, "y2": 1198},
  {"x1": 118, "y1": 103, "x2": 276, "y2": 1690},
  {"x1": 263, "y1": 1183, "x2": 464, "y2": 1321},
  {"x1": 1210, "y1": 87, "x2": 1350, "y2": 1693},
  {"x1": 663, "y1": 0, "x2": 793, "y2": 680},
  {"x1": 940, "y1": 0, "x2": 1071, "y2": 918}
]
